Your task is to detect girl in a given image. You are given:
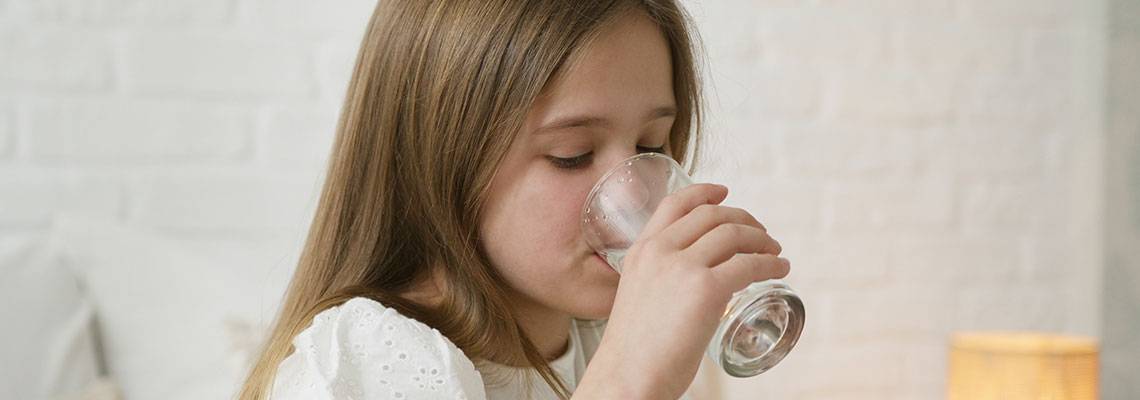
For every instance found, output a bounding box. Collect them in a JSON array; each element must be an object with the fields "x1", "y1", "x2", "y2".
[{"x1": 238, "y1": 1, "x2": 789, "y2": 399}]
